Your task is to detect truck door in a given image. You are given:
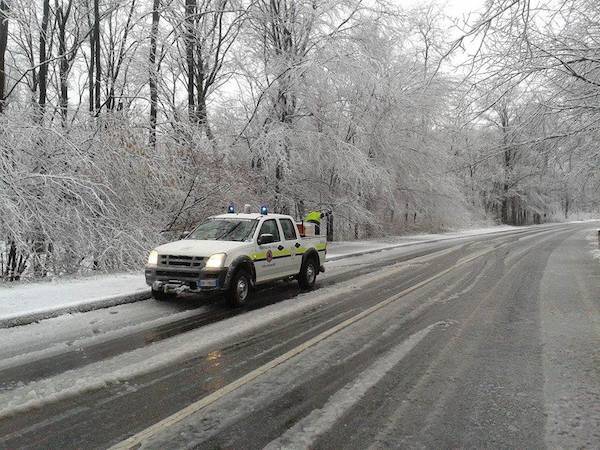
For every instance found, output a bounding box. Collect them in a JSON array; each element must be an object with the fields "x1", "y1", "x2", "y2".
[
  {"x1": 278, "y1": 218, "x2": 302, "y2": 276},
  {"x1": 254, "y1": 219, "x2": 284, "y2": 282}
]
